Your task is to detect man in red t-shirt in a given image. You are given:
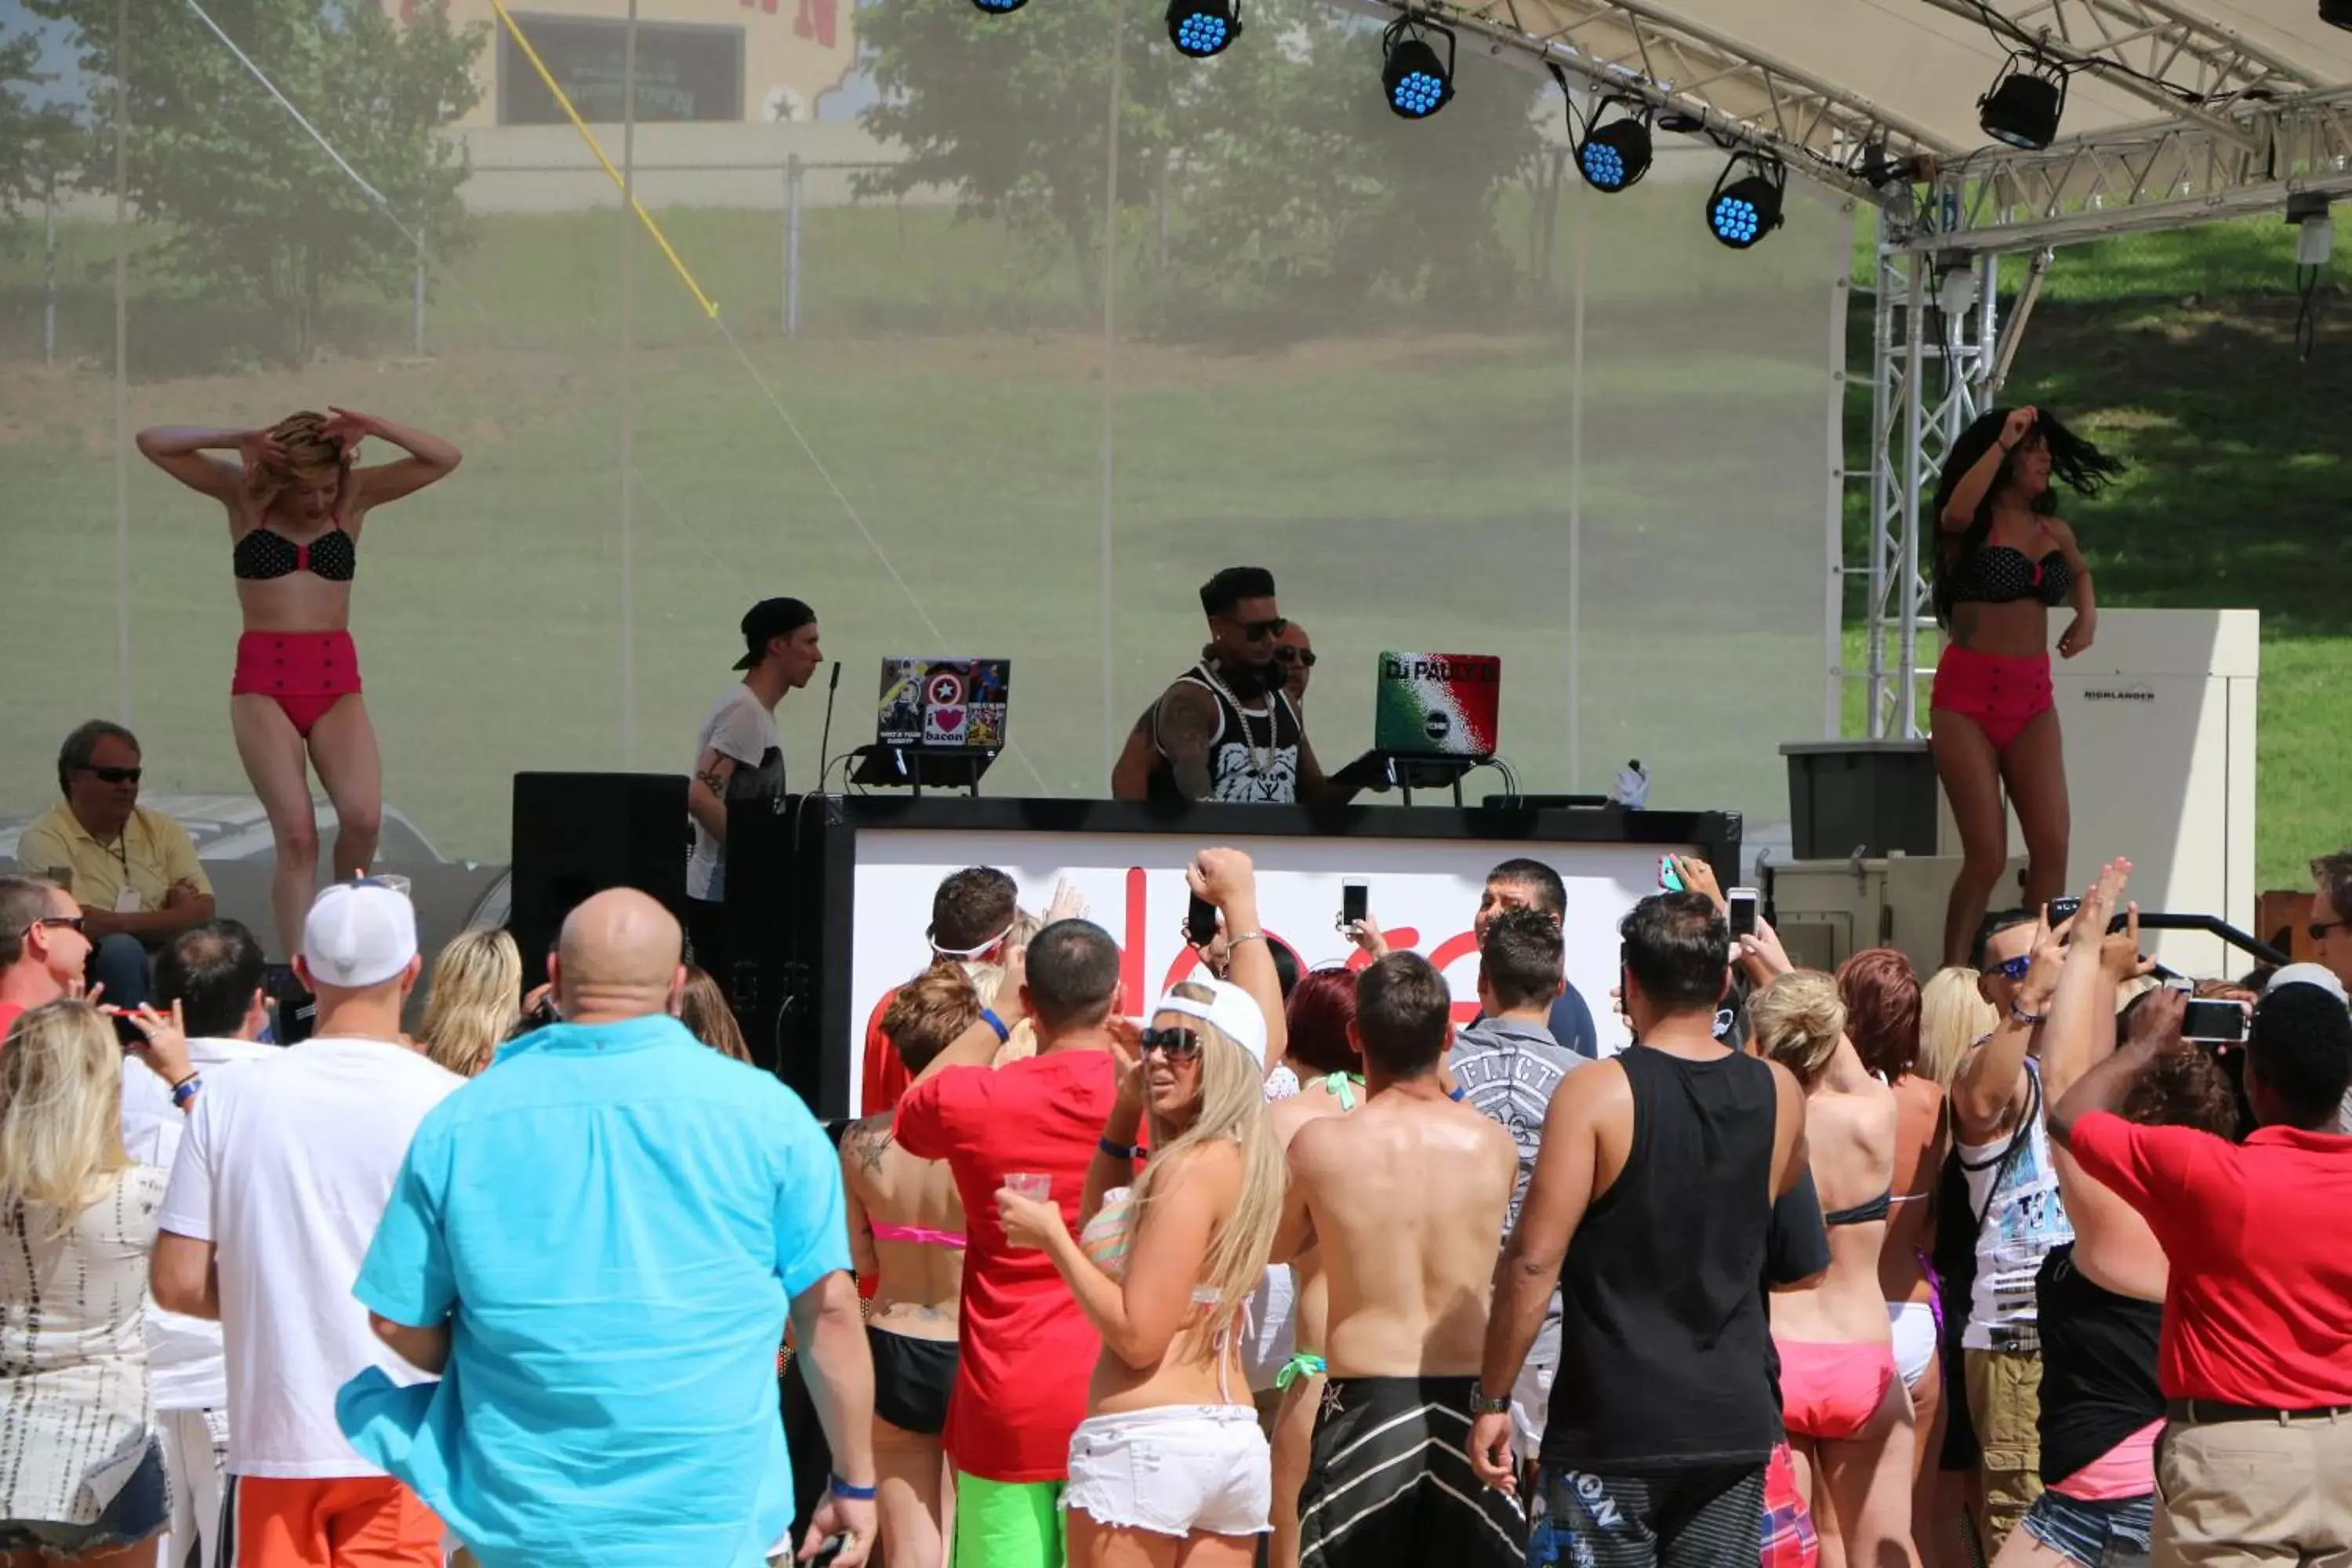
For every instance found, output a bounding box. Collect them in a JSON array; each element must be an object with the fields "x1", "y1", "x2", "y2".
[
  {"x1": 2052, "y1": 978, "x2": 2352, "y2": 1565},
  {"x1": 892, "y1": 918, "x2": 1123, "y2": 1568},
  {"x1": 0, "y1": 876, "x2": 94, "y2": 1040},
  {"x1": 861, "y1": 866, "x2": 1022, "y2": 1115}
]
